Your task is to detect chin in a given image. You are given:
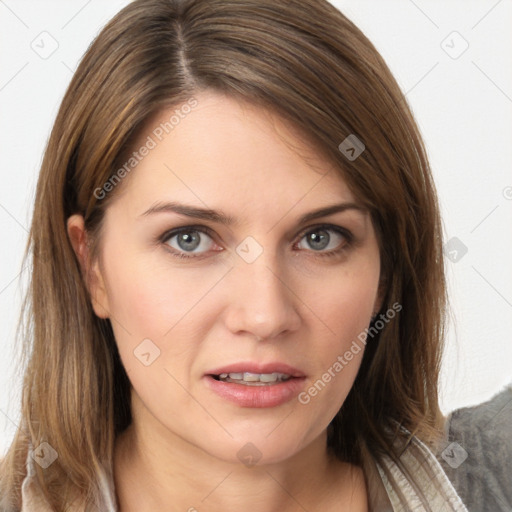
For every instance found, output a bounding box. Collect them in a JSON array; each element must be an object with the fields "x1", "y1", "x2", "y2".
[{"x1": 194, "y1": 425, "x2": 315, "y2": 468}]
